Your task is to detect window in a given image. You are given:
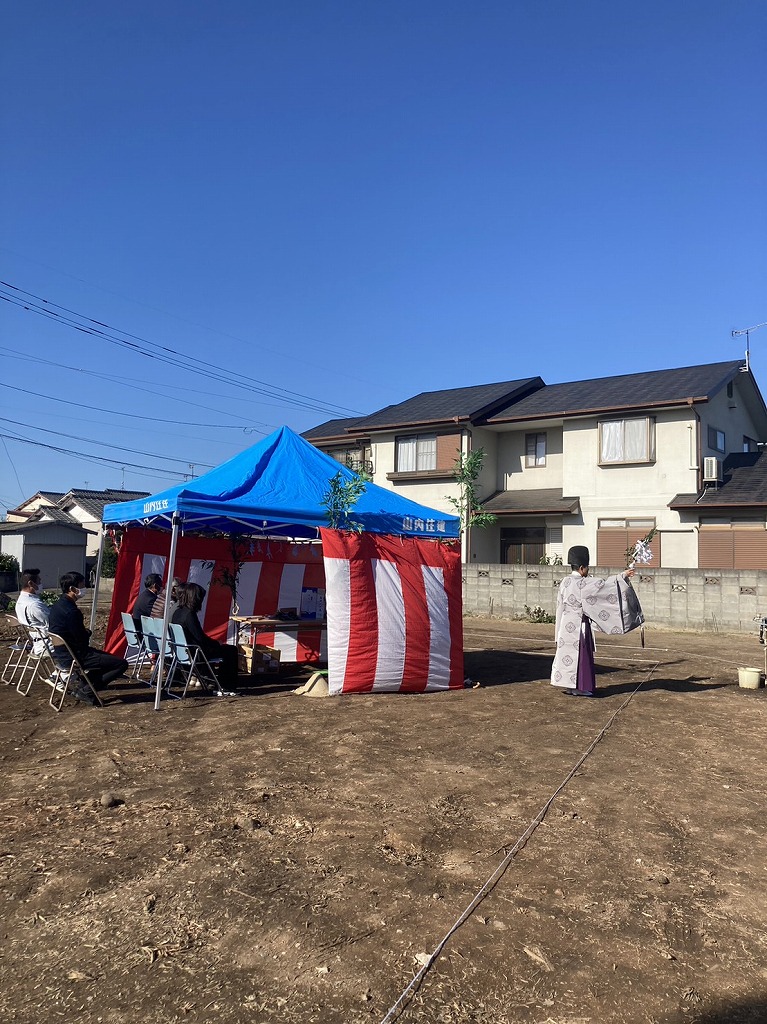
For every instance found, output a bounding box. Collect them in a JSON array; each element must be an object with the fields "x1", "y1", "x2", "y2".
[
  {"x1": 330, "y1": 446, "x2": 373, "y2": 474},
  {"x1": 599, "y1": 418, "x2": 655, "y2": 464},
  {"x1": 396, "y1": 434, "x2": 437, "y2": 472},
  {"x1": 525, "y1": 433, "x2": 546, "y2": 467},
  {"x1": 707, "y1": 426, "x2": 725, "y2": 453},
  {"x1": 744, "y1": 436, "x2": 758, "y2": 453}
]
